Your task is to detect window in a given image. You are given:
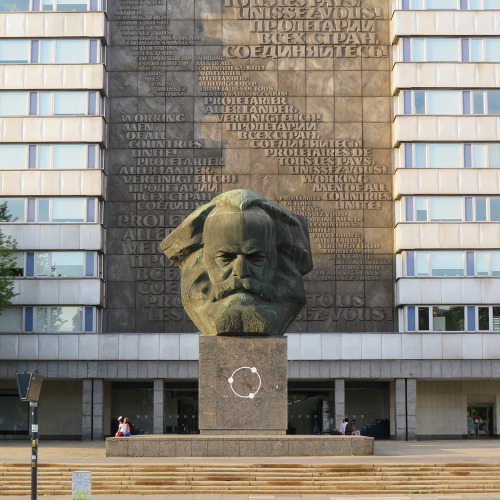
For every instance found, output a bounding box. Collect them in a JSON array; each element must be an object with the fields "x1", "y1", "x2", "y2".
[
  {"x1": 0, "y1": 144, "x2": 100, "y2": 170},
  {"x1": 429, "y1": 38, "x2": 460, "y2": 61},
  {"x1": 492, "y1": 252, "x2": 500, "y2": 276},
  {"x1": 428, "y1": 144, "x2": 461, "y2": 168},
  {"x1": 36, "y1": 253, "x2": 49, "y2": 277},
  {"x1": 405, "y1": 251, "x2": 472, "y2": 277},
  {"x1": 415, "y1": 197, "x2": 427, "y2": 221},
  {"x1": 0, "y1": 92, "x2": 101, "y2": 116},
  {"x1": 0, "y1": 39, "x2": 100, "y2": 64},
  {"x1": 56, "y1": 40, "x2": 86, "y2": 63},
  {"x1": 10, "y1": 252, "x2": 24, "y2": 276},
  {"x1": 430, "y1": 197, "x2": 462, "y2": 221},
  {"x1": 0, "y1": 92, "x2": 27, "y2": 115},
  {"x1": 49, "y1": 306, "x2": 83, "y2": 333},
  {"x1": 405, "y1": 197, "x2": 500, "y2": 222},
  {"x1": 487, "y1": 91, "x2": 500, "y2": 115},
  {"x1": 402, "y1": 0, "x2": 500, "y2": 9},
  {"x1": 53, "y1": 92, "x2": 86, "y2": 115},
  {"x1": 0, "y1": 308, "x2": 23, "y2": 333},
  {"x1": 0, "y1": 145, "x2": 28, "y2": 170},
  {"x1": 400, "y1": 38, "x2": 500, "y2": 63},
  {"x1": 0, "y1": 0, "x2": 30, "y2": 11},
  {"x1": 53, "y1": 145, "x2": 85, "y2": 169},
  {"x1": 0, "y1": 40, "x2": 29, "y2": 63},
  {"x1": 477, "y1": 252, "x2": 489, "y2": 276},
  {"x1": 431, "y1": 252, "x2": 464, "y2": 276},
  {"x1": 416, "y1": 252, "x2": 428, "y2": 276},
  {"x1": 476, "y1": 307, "x2": 500, "y2": 331},
  {"x1": 433, "y1": 306, "x2": 464, "y2": 331},
  {"x1": 401, "y1": 90, "x2": 500, "y2": 116},
  {"x1": 478, "y1": 307, "x2": 489, "y2": 330},
  {"x1": 52, "y1": 199, "x2": 85, "y2": 222},
  {"x1": 0, "y1": 198, "x2": 25, "y2": 222},
  {"x1": 427, "y1": 0, "x2": 456, "y2": 7},
  {"x1": 0, "y1": 198, "x2": 98, "y2": 223},
  {"x1": 402, "y1": 91, "x2": 462, "y2": 115},
  {"x1": 405, "y1": 305, "x2": 500, "y2": 332},
  {"x1": 403, "y1": 250, "x2": 500, "y2": 277},
  {"x1": 43, "y1": 39, "x2": 100, "y2": 64},
  {"x1": 418, "y1": 307, "x2": 429, "y2": 330},
  {"x1": 431, "y1": 91, "x2": 461, "y2": 114},
  {"x1": 56, "y1": 0, "x2": 89, "y2": 11},
  {"x1": 50, "y1": 252, "x2": 85, "y2": 277},
  {"x1": 399, "y1": 143, "x2": 500, "y2": 169},
  {"x1": 494, "y1": 307, "x2": 500, "y2": 331},
  {"x1": 21, "y1": 306, "x2": 97, "y2": 333},
  {"x1": 24, "y1": 0, "x2": 102, "y2": 10}
]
